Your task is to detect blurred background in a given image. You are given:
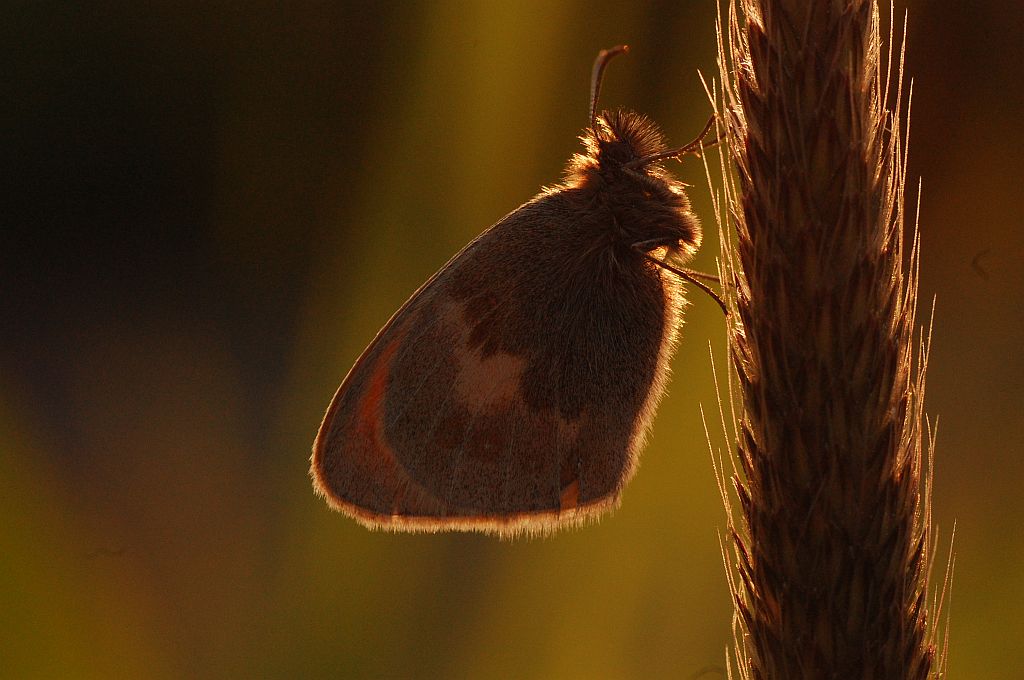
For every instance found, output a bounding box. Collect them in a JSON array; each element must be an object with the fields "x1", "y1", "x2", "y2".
[{"x1": 2, "y1": 1, "x2": 1021, "y2": 678}]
